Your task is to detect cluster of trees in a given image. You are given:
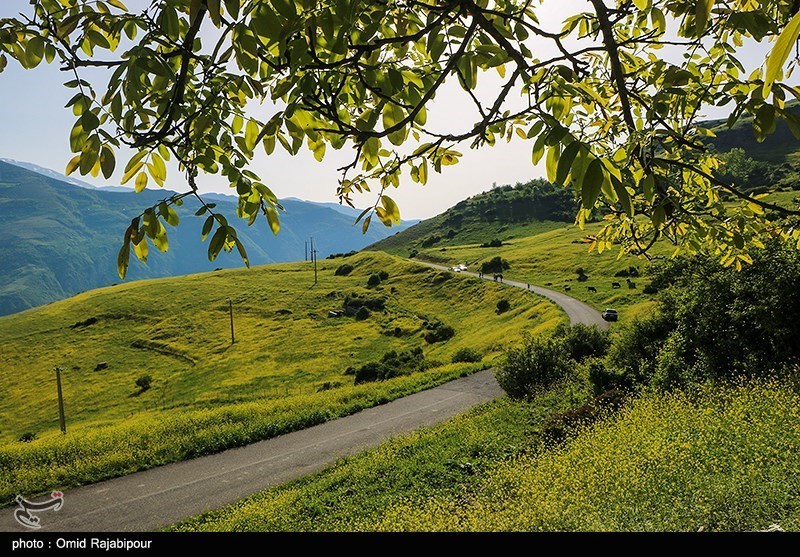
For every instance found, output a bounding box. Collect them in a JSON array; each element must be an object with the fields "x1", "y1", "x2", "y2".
[
  {"x1": 498, "y1": 240, "x2": 800, "y2": 398},
  {"x1": 443, "y1": 180, "x2": 579, "y2": 228}
]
